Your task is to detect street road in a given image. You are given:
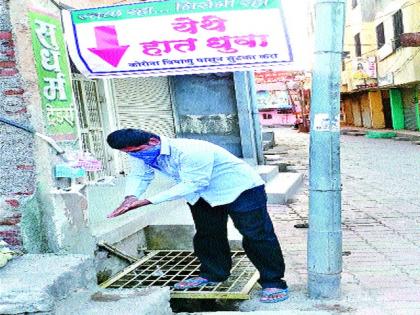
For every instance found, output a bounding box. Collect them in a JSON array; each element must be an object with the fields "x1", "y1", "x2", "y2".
[{"x1": 243, "y1": 127, "x2": 420, "y2": 314}]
